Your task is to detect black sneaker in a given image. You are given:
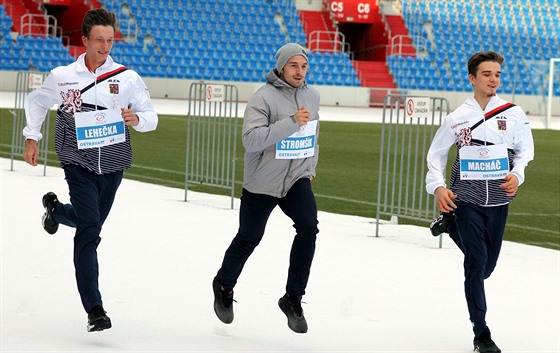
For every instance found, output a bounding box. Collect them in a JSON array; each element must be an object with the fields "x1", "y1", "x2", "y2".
[
  {"x1": 41, "y1": 192, "x2": 59, "y2": 235},
  {"x1": 429, "y1": 212, "x2": 454, "y2": 236},
  {"x1": 278, "y1": 294, "x2": 308, "y2": 333},
  {"x1": 212, "y1": 276, "x2": 234, "y2": 324},
  {"x1": 87, "y1": 306, "x2": 112, "y2": 332},
  {"x1": 473, "y1": 335, "x2": 501, "y2": 353}
]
